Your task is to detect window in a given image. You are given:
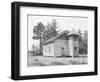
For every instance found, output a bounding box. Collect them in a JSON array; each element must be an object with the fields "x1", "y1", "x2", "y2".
[
  {"x1": 74, "y1": 47, "x2": 77, "y2": 51},
  {"x1": 62, "y1": 47, "x2": 64, "y2": 49},
  {"x1": 73, "y1": 37, "x2": 77, "y2": 41},
  {"x1": 49, "y1": 46, "x2": 51, "y2": 53}
]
